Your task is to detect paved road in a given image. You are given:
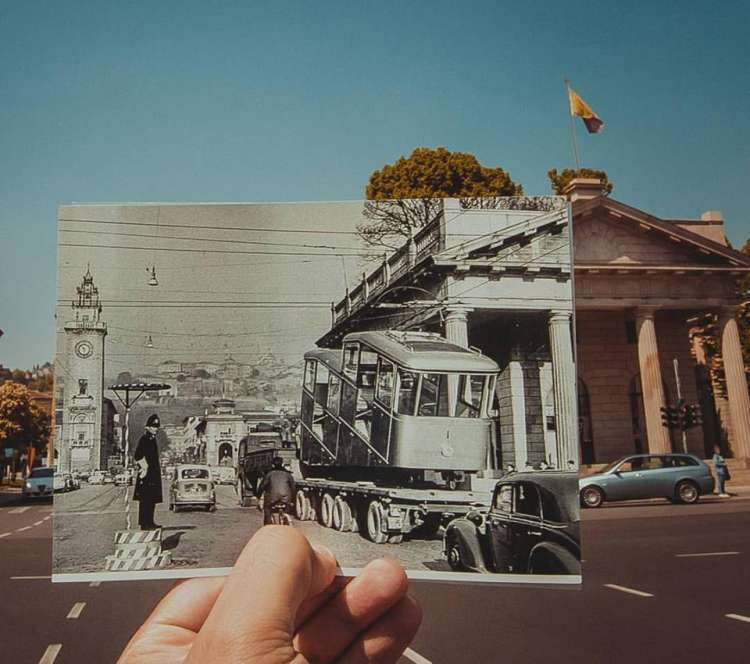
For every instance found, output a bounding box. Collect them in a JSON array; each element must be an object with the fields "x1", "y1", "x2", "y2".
[
  {"x1": 2, "y1": 494, "x2": 749, "y2": 663},
  {"x1": 53, "y1": 481, "x2": 443, "y2": 574}
]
